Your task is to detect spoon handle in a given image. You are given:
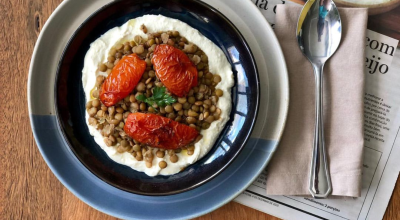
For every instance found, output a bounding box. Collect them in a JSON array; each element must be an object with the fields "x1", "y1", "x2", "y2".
[{"x1": 309, "y1": 64, "x2": 332, "y2": 198}]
